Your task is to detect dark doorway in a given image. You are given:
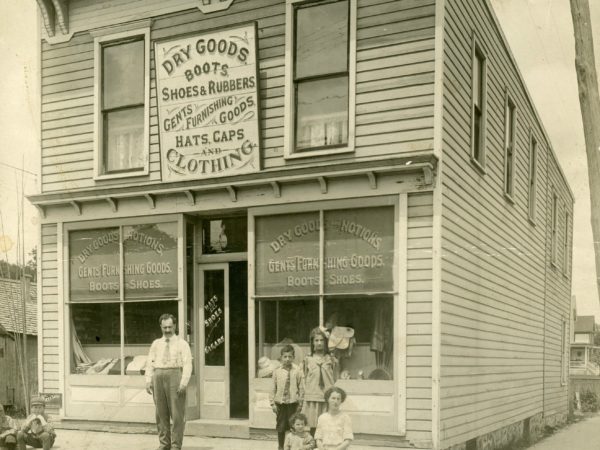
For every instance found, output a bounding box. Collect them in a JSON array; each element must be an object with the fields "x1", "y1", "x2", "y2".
[{"x1": 228, "y1": 261, "x2": 248, "y2": 419}]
